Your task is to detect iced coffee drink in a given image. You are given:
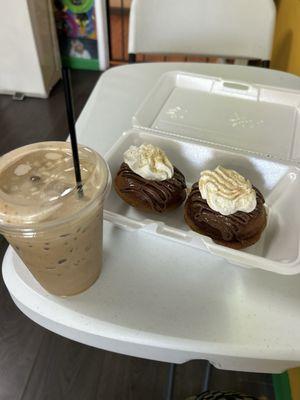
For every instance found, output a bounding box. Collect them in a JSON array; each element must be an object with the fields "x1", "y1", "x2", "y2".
[{"x1": 0, "y1": 142, "x2": 110, "y2": 296}]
